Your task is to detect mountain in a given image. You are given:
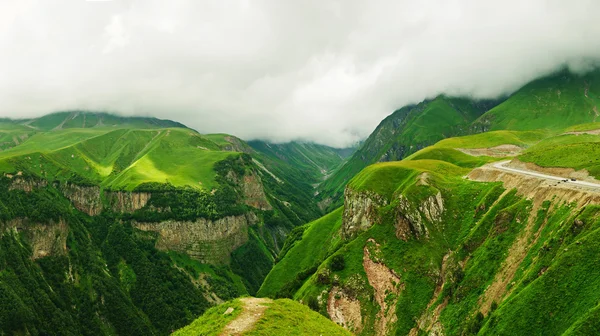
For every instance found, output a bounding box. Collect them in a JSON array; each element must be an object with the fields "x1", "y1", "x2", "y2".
[
  {"x1": 249, "y1": 140, "x2": 353, "y2": 186},
  {"x1": 318, "y1": 69, "x2": 600, "y2": 212},
  {"x1": 264, "y1": 128, "x2": 600, "y2": 335},
  {"x1": 474, "y1": 69, "x2": 600, "y2": 132},
  {"x1": 318, "y1": 96, "x2": 499, "y2": 211},
  {"x1": 14, "y1": 111, "x2": 187, "y2": 131},
  {"x1": 260, "y1": 69, "x2": 600, "y2": 335},
  {"x1": 0, "y1": 112, "x2": 346, "y2": 335},
  {"x1": 6, "y1": 68, "x2": 600, "y2": 336}
]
